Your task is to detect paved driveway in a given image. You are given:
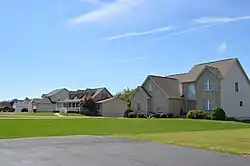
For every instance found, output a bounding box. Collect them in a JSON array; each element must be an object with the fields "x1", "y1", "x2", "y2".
[{"x1": 0, "y1": 136, "x2": 249, "y2": 166}]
